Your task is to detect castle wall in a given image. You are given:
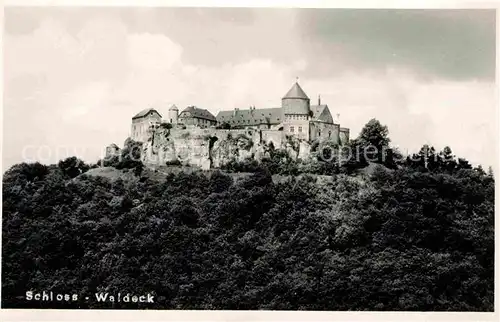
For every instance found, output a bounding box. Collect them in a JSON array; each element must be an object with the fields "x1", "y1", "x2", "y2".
[
  {"x1": 131, "y1": 113, "x2": 161, "y2": 142},
  {"x1": 339, "y1": 127, "x2": 350, "y2": 145},
  {"x1": 140, "y1": 122, "x2": 349, "y2": 170},
  {"x1": 310, "y1": 122, "x2": 340, "y2": 144},
  {"x1": 142, "y1": 127, "x2": 212, "y2": 169},
  {"x1": 135, "y1": 80, "x2": 351, "y2": 169},
  {"x1": 282, "y1": 120, "x2": 310, "y2": 141},
  {"x1": 142, "y1": 127, "x2": 263, "y2": 170},
  {"x1": 261, "y1": 130, "x2": 284, "y2": 149}
]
